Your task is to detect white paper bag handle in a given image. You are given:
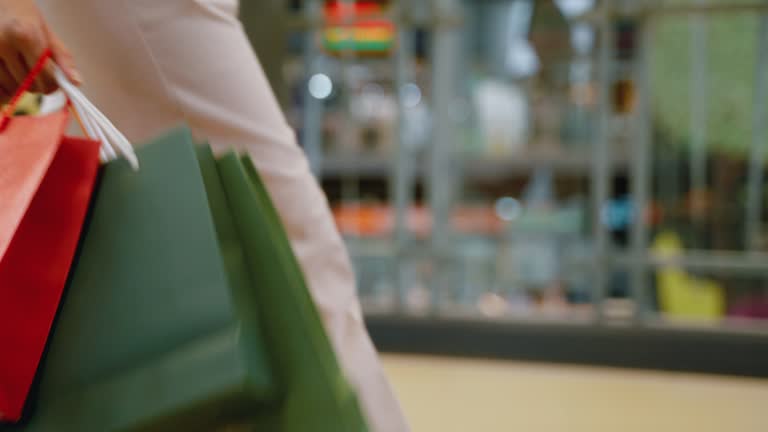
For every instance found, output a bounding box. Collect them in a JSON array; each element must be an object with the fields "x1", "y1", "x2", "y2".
[{"x1": 52, "y1": 65, "x2": 139, "y2": 170}]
